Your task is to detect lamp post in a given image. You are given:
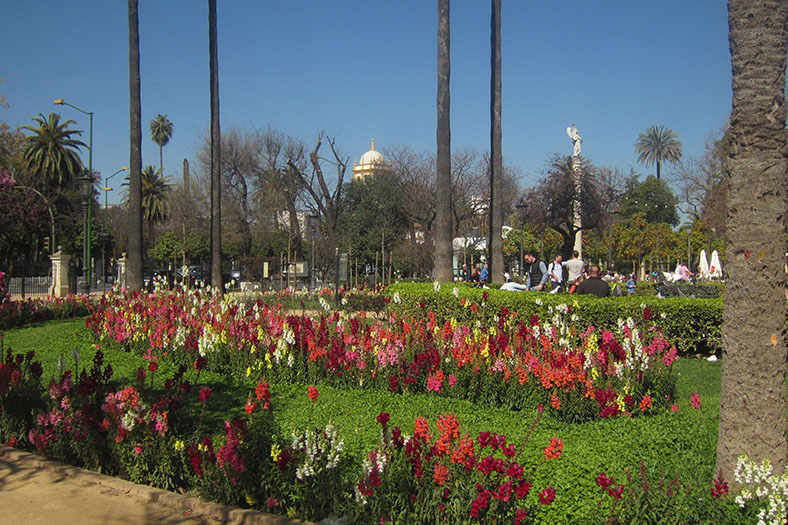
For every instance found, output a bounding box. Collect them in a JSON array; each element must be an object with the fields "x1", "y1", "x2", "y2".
[
  {"x1": 100, "y1": 167, "x2": 127, "y2": 293},
  {"x1": 515, "y1": 200, "x2": 527, "y2": 276},
  {"x1": 54, "y1": 98, "x2": 93, "y2": 294},
  {"x1": 102, "y1": 167, "x2": 128, "y2": 229}
]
